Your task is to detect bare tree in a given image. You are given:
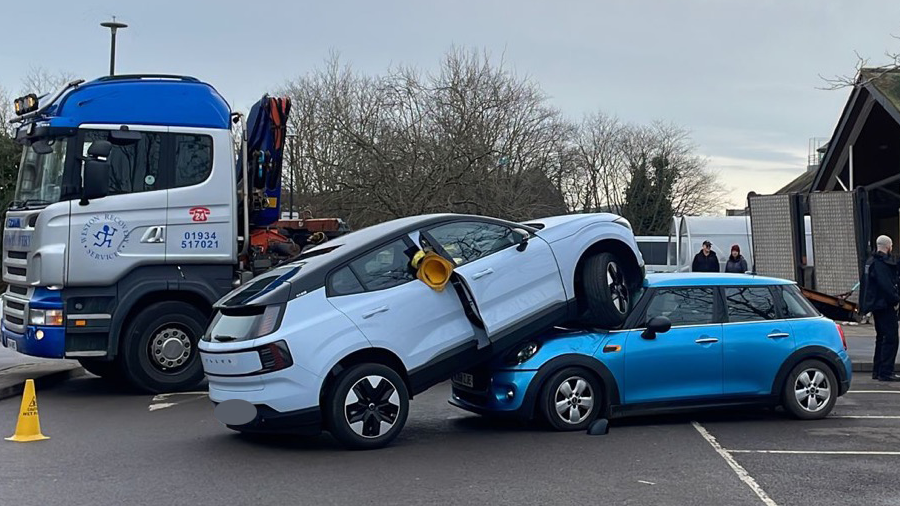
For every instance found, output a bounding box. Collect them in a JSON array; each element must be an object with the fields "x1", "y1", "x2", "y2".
[
  {"x1": 19, "y1": 67, "x2": 77, "y2": 96},
  {"x1": 280, "y1": 49, "x2": 570, "y2": 228}
]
